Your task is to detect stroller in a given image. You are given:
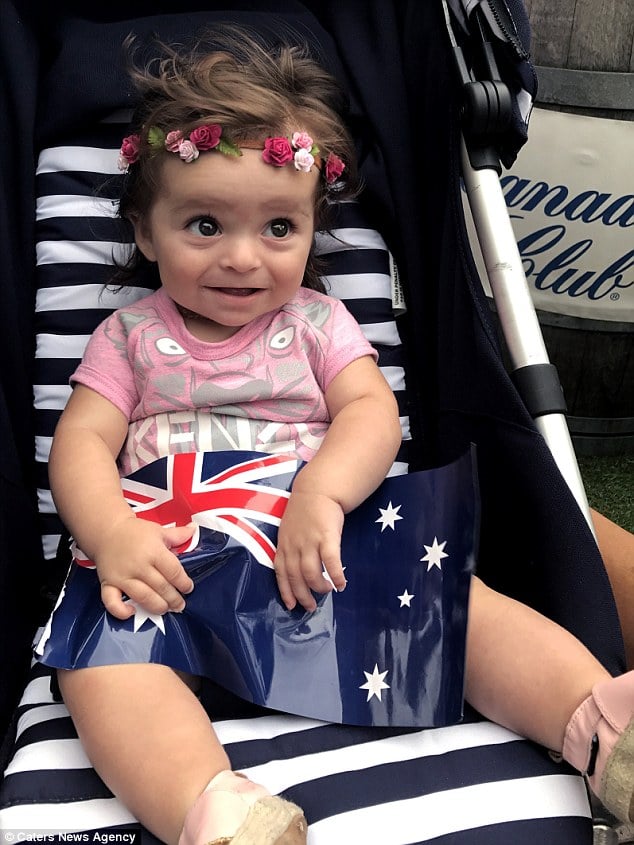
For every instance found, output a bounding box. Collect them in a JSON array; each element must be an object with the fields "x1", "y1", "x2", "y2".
[{"x1": 0, "y1": 0, "x2": 626, "y2": 841}]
